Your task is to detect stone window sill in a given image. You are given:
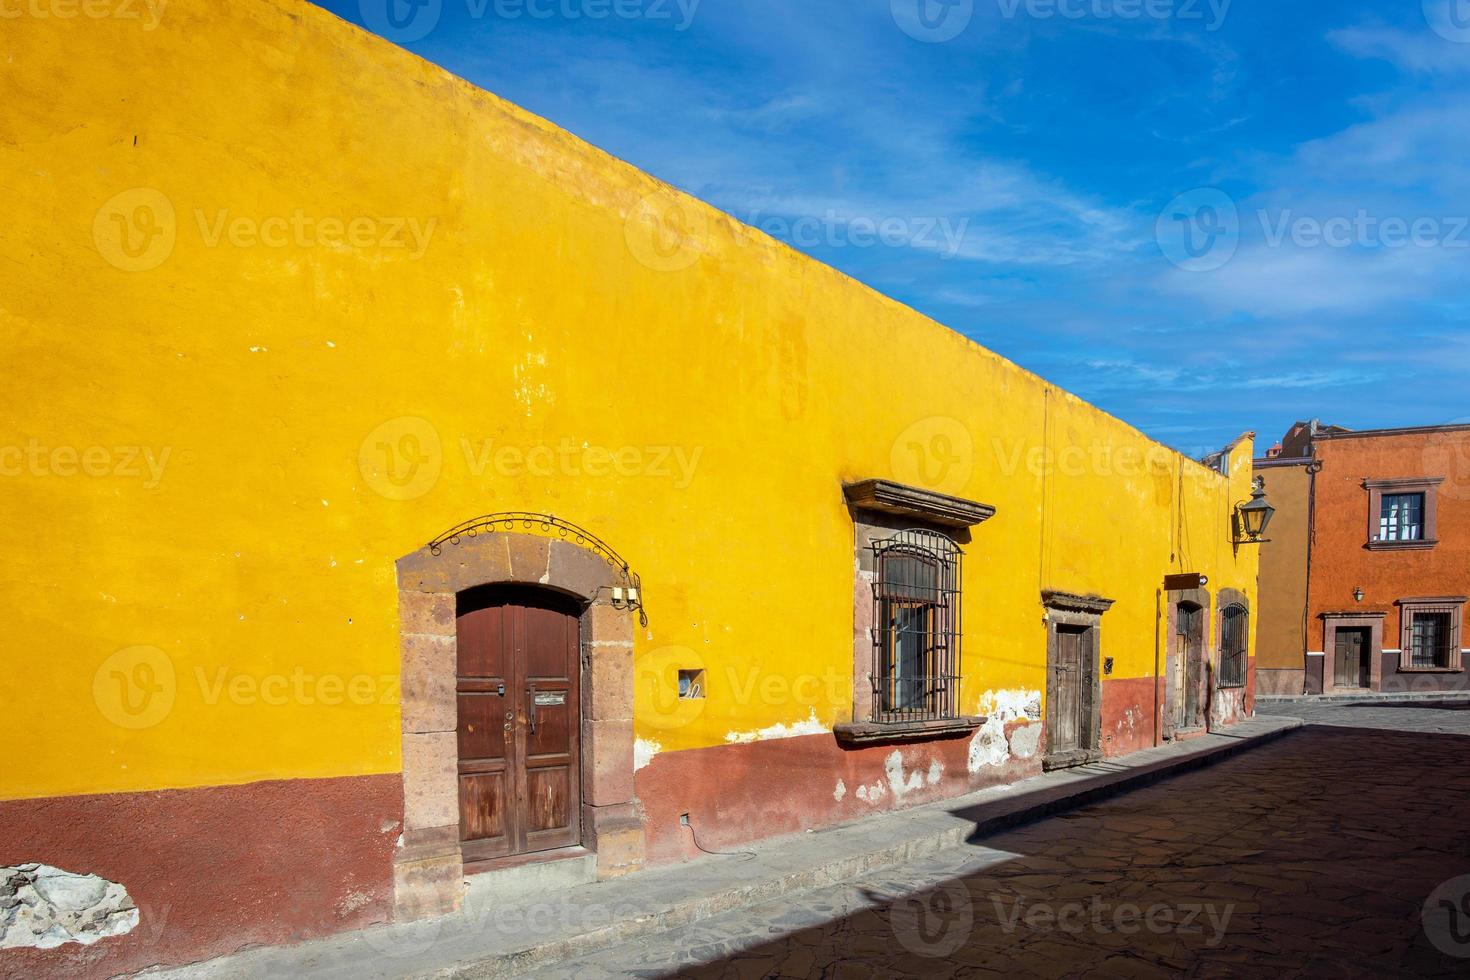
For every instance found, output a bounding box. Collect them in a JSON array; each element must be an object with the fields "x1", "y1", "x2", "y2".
[
  {"x1": 1366, "y1": 539, "x2": 1438, "y2": 551},
  {"x1": 1394, "y1": 666, "x2": 1464, "y2": 674},
  {"x1": 834, "y1": 716, "x2": 985, "y2": 745},
  {"x1": 1217, "y1": 682, "x2": 1247, "y2": 690}
]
